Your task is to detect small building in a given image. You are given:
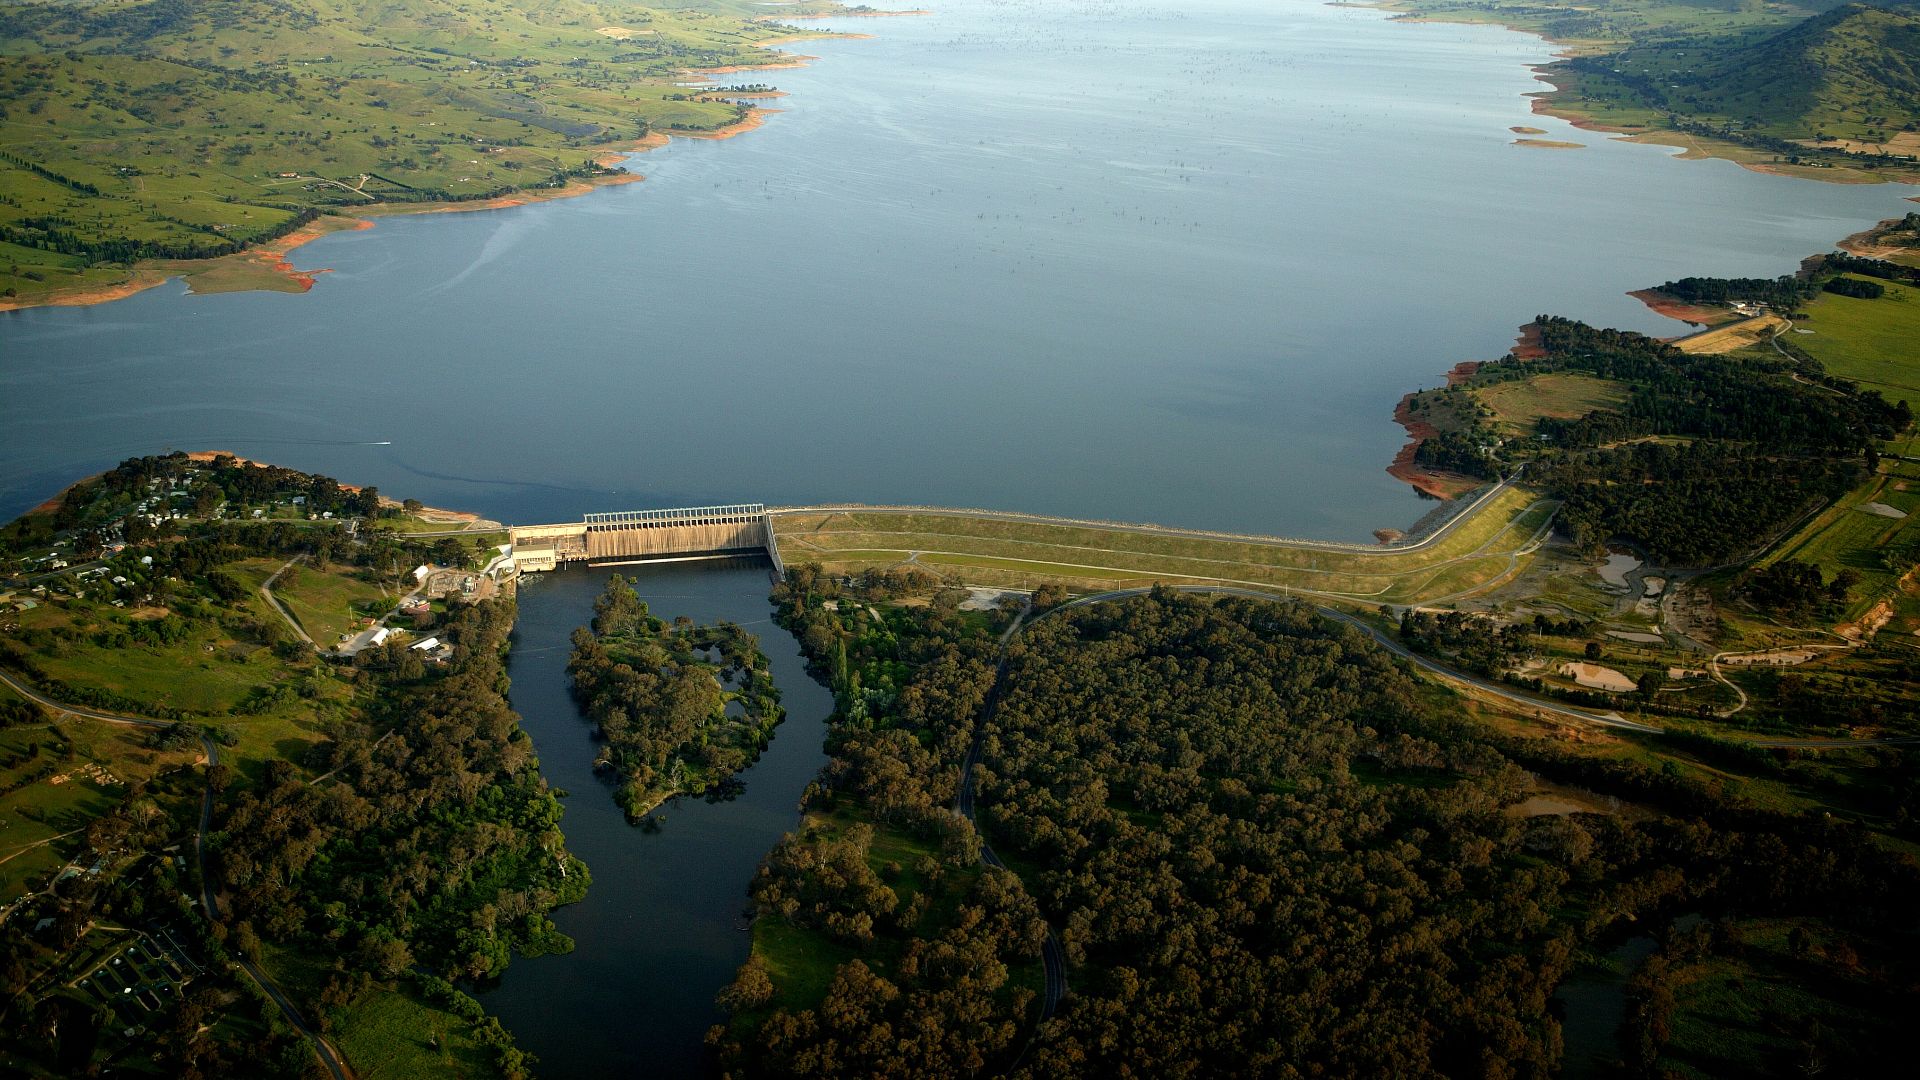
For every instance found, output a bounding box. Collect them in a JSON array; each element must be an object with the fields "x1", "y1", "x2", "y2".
[
  {"x1": 409, "y1": 636, "x2": 441, "y2": 652},
  {"x1": 412, "y1": 564, "x2": 431, "y2": 583},
  {"x1": 369, "y1": 627, "x2": 393, "y2": 647},
  {"x1": 510, "y1": 540, "x2": 558, "y2": 573}
]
